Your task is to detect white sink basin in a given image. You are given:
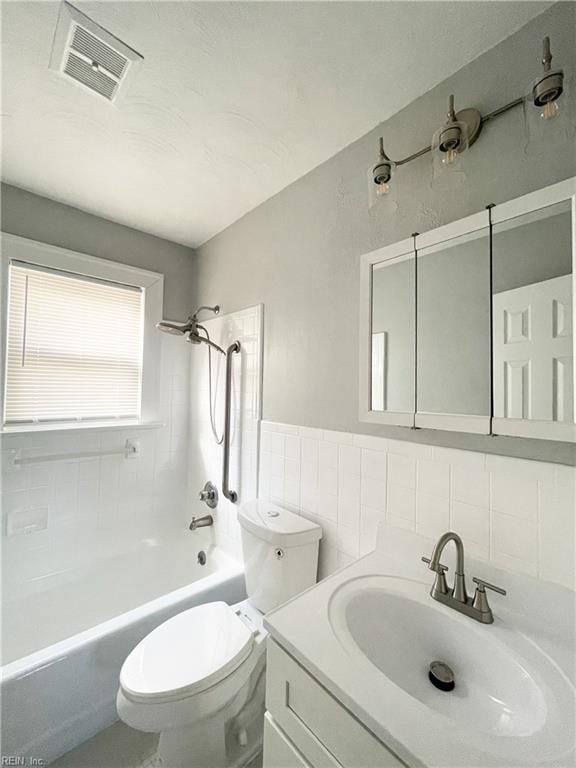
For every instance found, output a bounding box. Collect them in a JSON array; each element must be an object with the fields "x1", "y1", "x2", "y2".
[{"x1": 329, "y1": 575, "x2": 575, "y2": 763}]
